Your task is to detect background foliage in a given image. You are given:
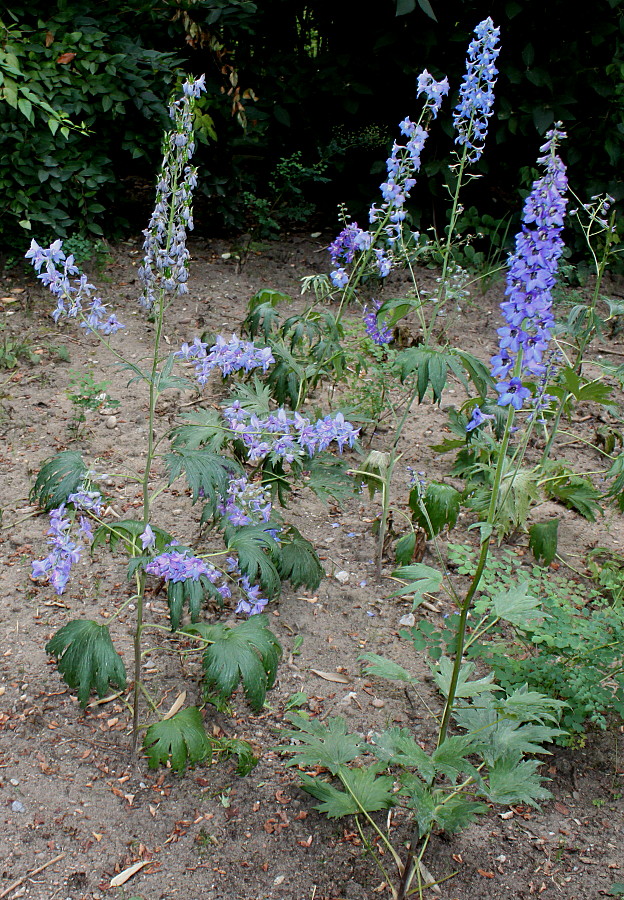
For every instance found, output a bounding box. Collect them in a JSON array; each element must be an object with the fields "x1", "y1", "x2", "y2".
[{"x1": 0, "y1": 0, "x2": 622, "y2": 250}]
